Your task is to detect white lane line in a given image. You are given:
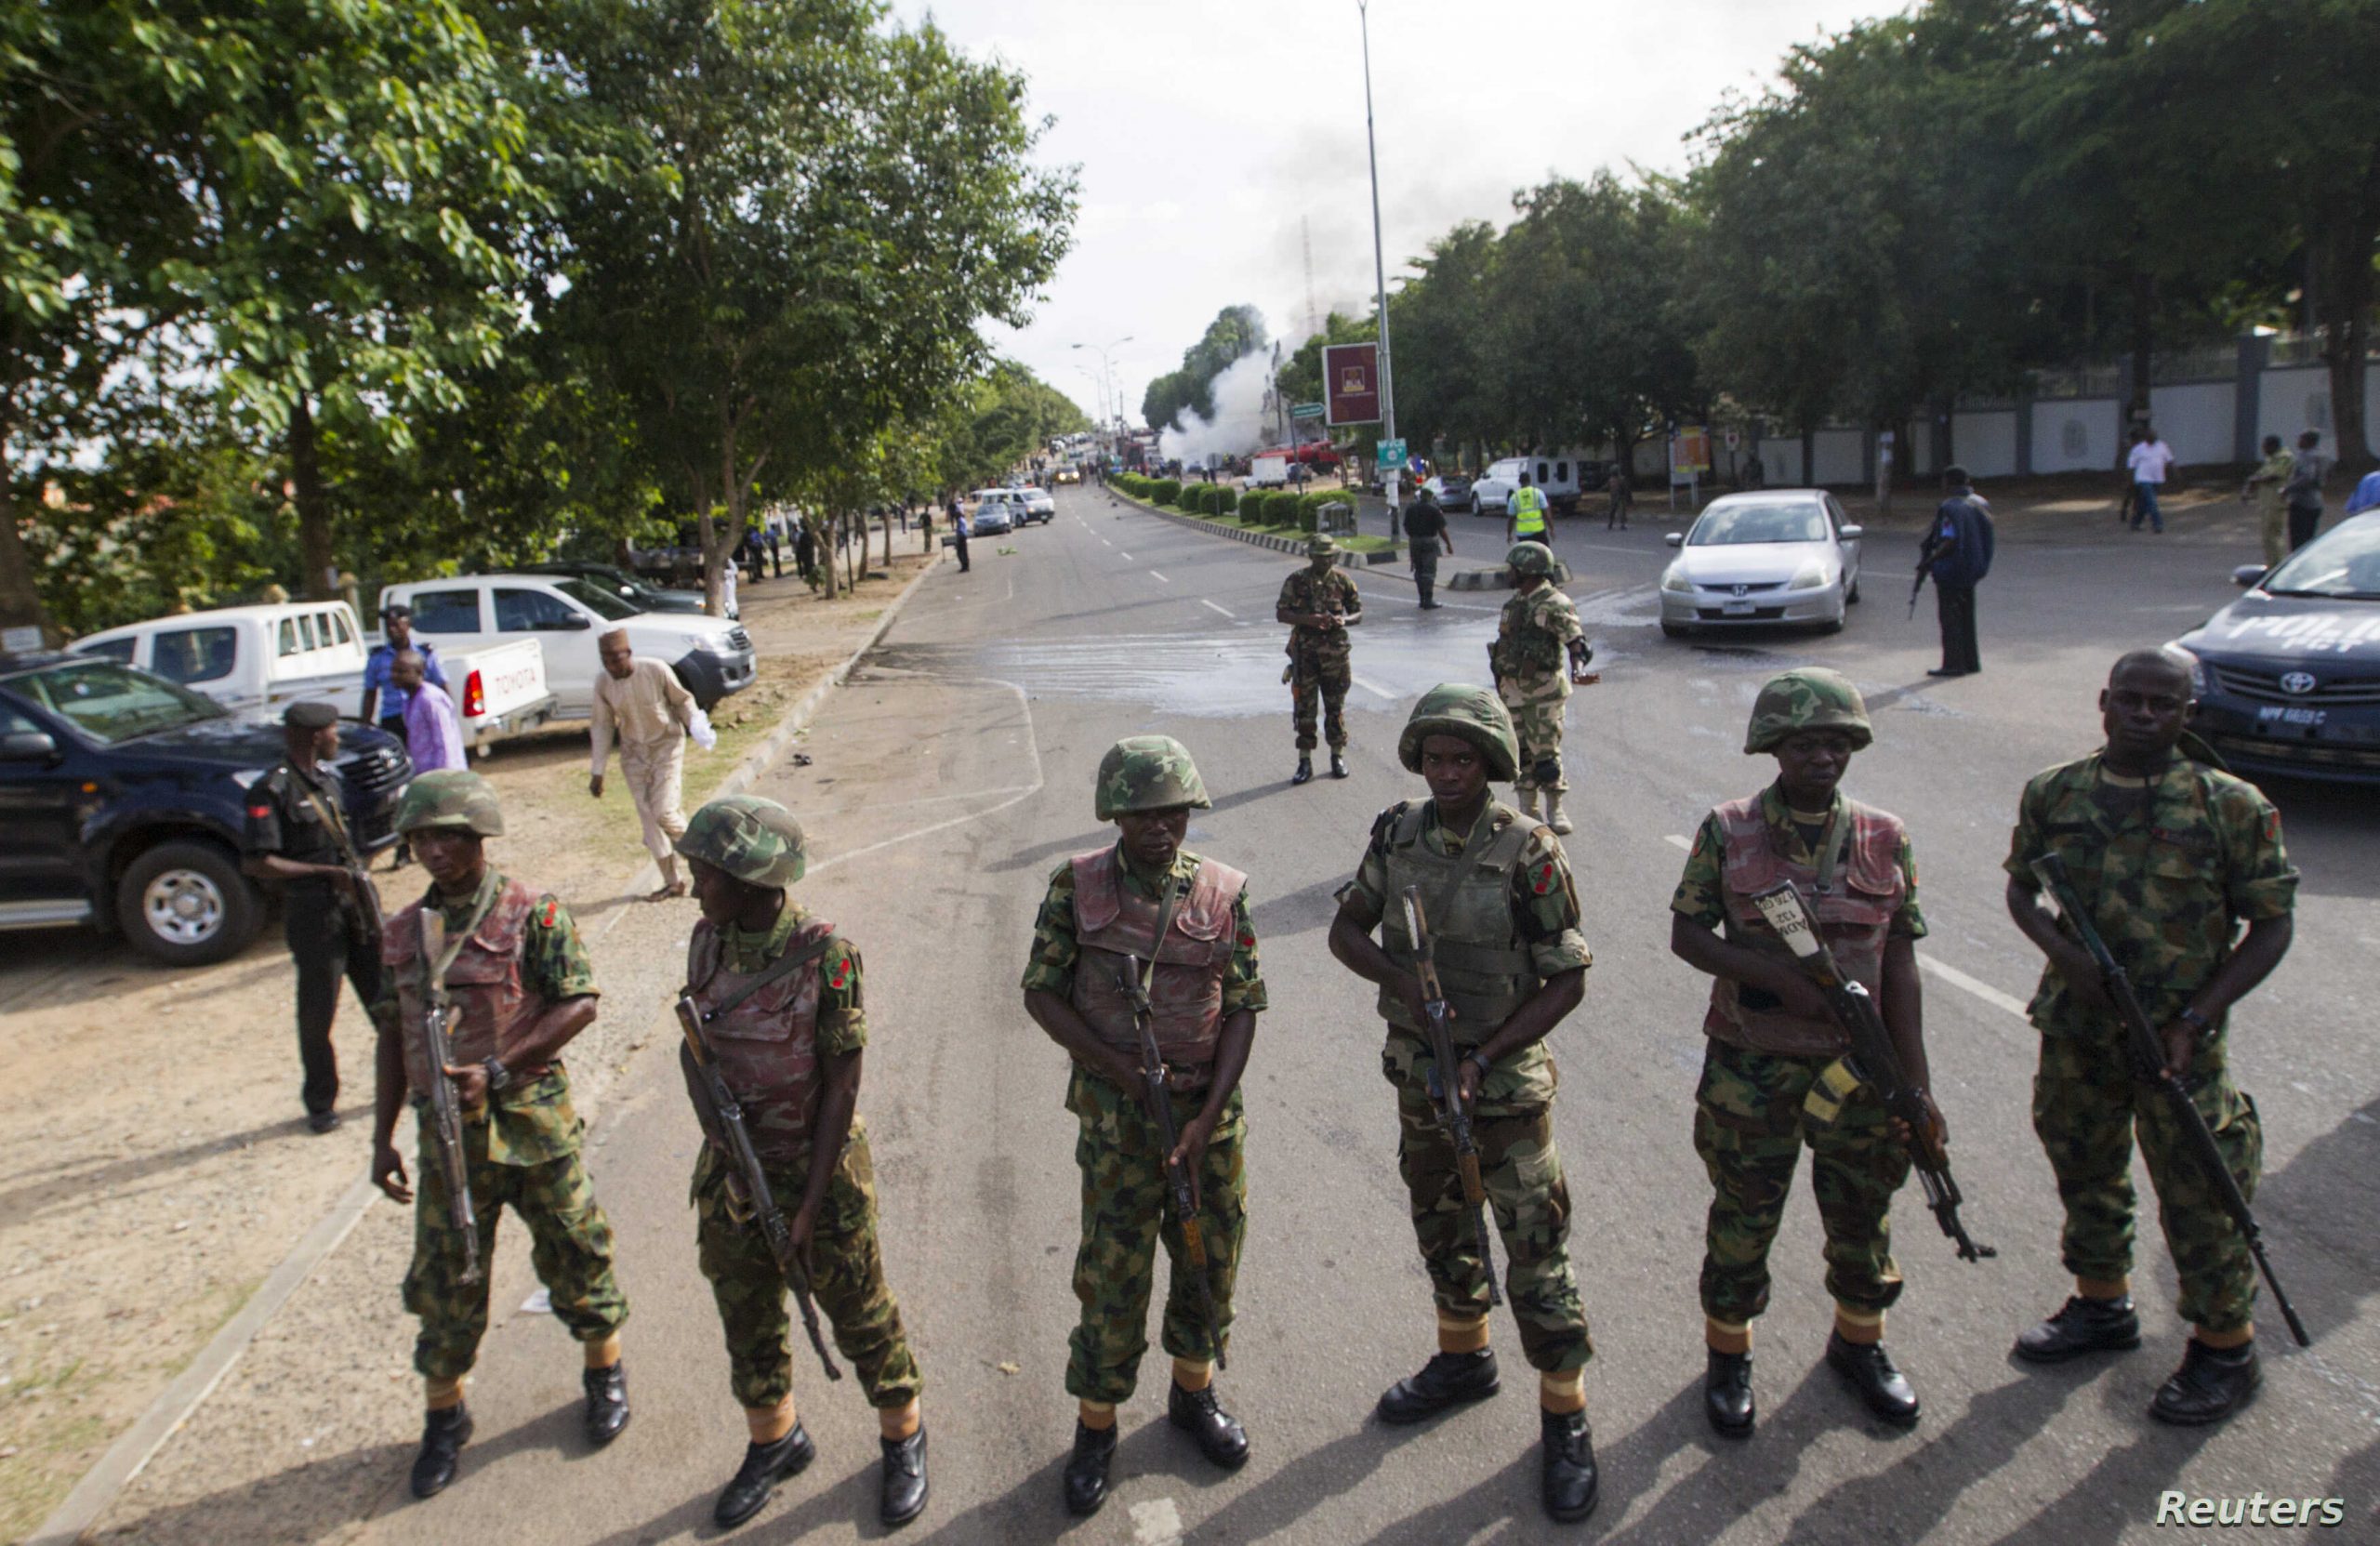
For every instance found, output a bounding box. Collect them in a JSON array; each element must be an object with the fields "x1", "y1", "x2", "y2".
[
  {"x1": 1099, "y1": 537, "x2": 1112, "y2": 547},
  {"x1": 806, "y1": 677, "x2": 1044, "y2": 875},
  {"x1": 1120, "y1": 551, "x2": 1134, "y2": 561},
  {"x1": 1663, "y1": 833, "x2": 1692, "y2": 851},
  {"x1": 1148, "y1": 570, "x2": 1170, "y2": 584},
  {"x1": 1201, "y1": 600, "x2": 1236, "y2": 619},
  {"x1": 1353, "y1": 675, "x2": 1397, "y2": 698}
]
